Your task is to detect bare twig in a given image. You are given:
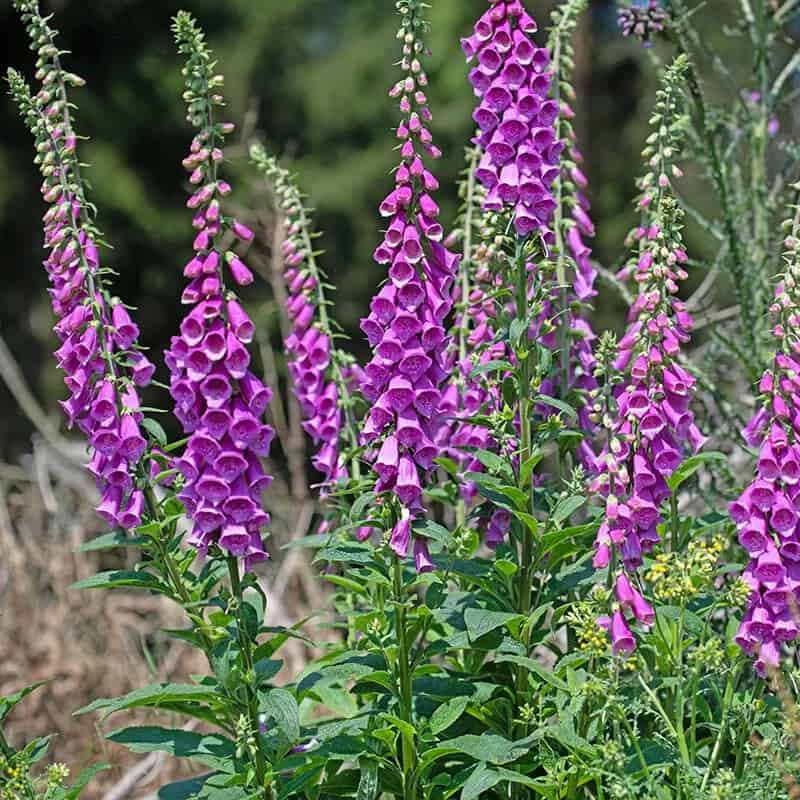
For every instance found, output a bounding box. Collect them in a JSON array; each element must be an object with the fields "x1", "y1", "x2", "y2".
[{"x1": 0, "y1": 334, "x2": 80, "y2": 463}]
